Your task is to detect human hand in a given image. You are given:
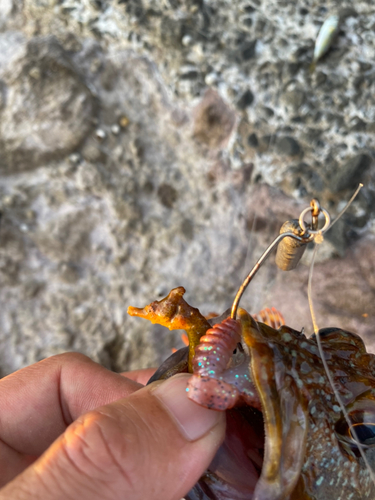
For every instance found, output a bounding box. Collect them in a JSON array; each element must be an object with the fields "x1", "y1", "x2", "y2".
[{"x1": 0, "y1": 353, "x2": 225, "y2": 500}]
